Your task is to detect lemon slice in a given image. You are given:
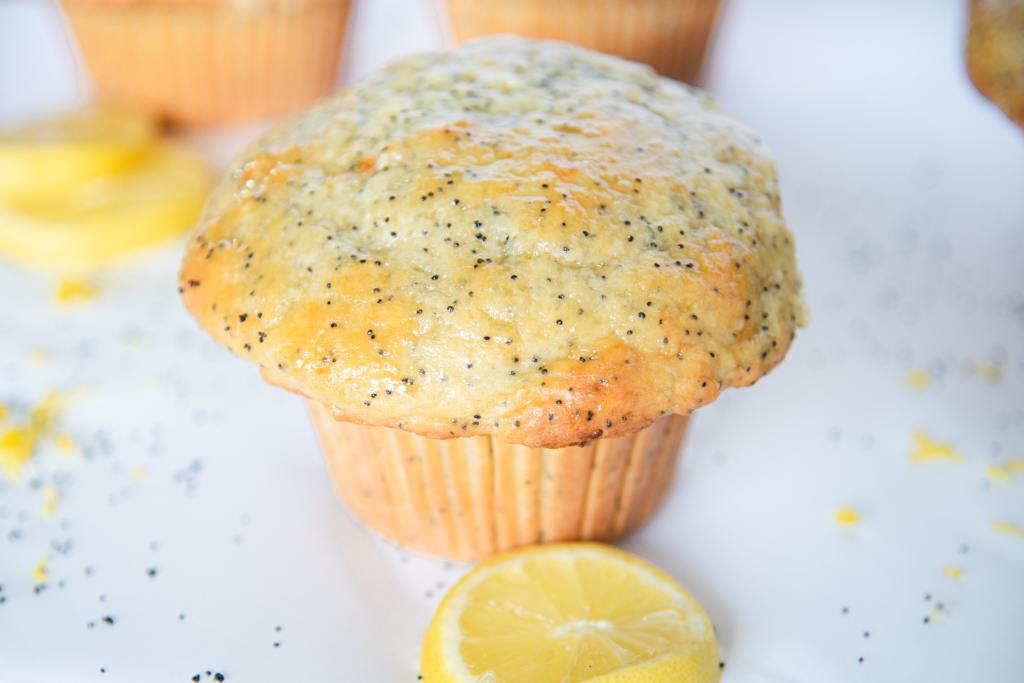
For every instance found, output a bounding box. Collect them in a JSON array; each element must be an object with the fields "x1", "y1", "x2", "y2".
[
  {"x1": 0, "y1": 106, "x2": 156, "y2": 202},
  {"x1": 0, "y1": 144, "x2": 210, "y2": 272},
  {"x1": 421, "y1": 543, "x2": 720, "y2": 683}
]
